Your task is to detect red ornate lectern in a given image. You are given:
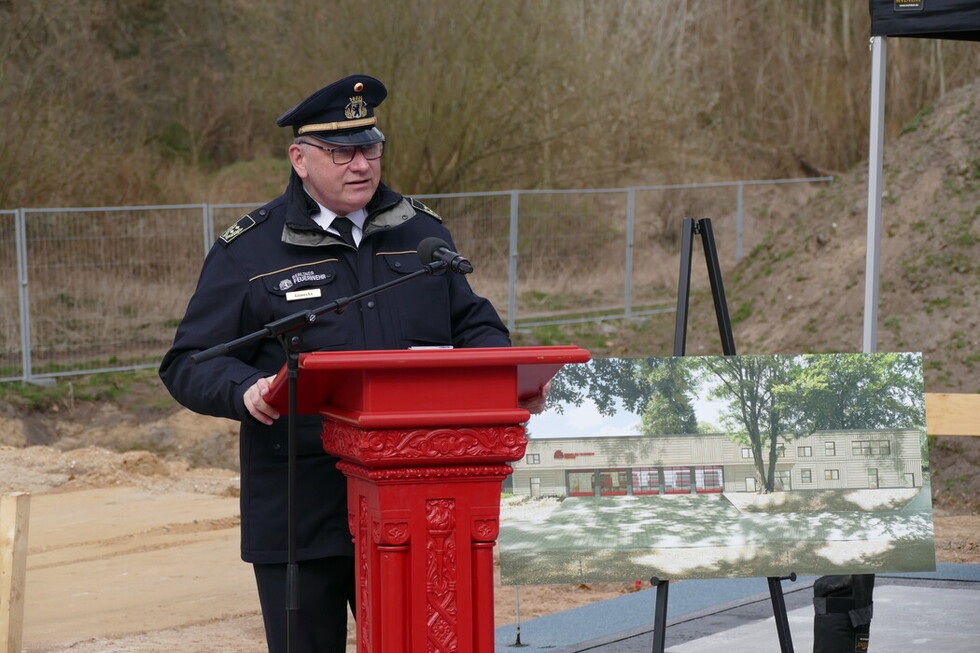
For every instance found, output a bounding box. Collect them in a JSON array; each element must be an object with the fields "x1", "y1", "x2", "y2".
[{"x1": 274, "y1": 346, "x2": 589, "y2": 652}]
